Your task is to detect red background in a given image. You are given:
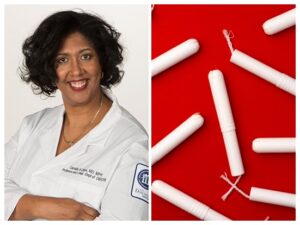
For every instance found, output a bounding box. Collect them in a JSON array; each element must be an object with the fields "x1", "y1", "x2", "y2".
[{"x1": 151, "y1": 5, "x2": 295, "y2": 221}]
